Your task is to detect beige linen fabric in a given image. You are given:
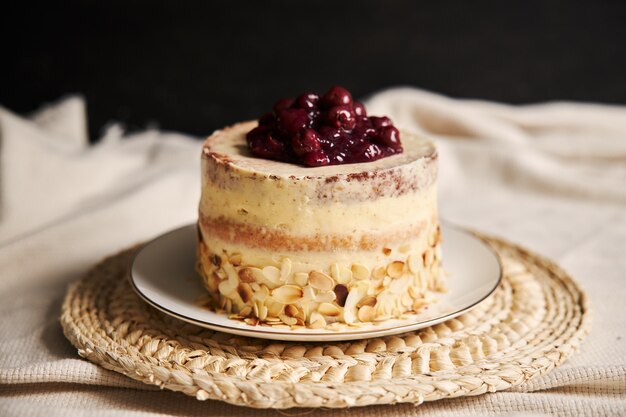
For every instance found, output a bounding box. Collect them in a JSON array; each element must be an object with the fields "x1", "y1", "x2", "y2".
[{"x1": 0, "y1": 90, "x2": 624, "y2": 416}]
